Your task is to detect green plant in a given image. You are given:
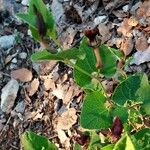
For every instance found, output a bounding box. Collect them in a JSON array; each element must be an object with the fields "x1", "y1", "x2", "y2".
[{"x1": 17, "y1": 0, "x2": 150, "y2": 149}]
